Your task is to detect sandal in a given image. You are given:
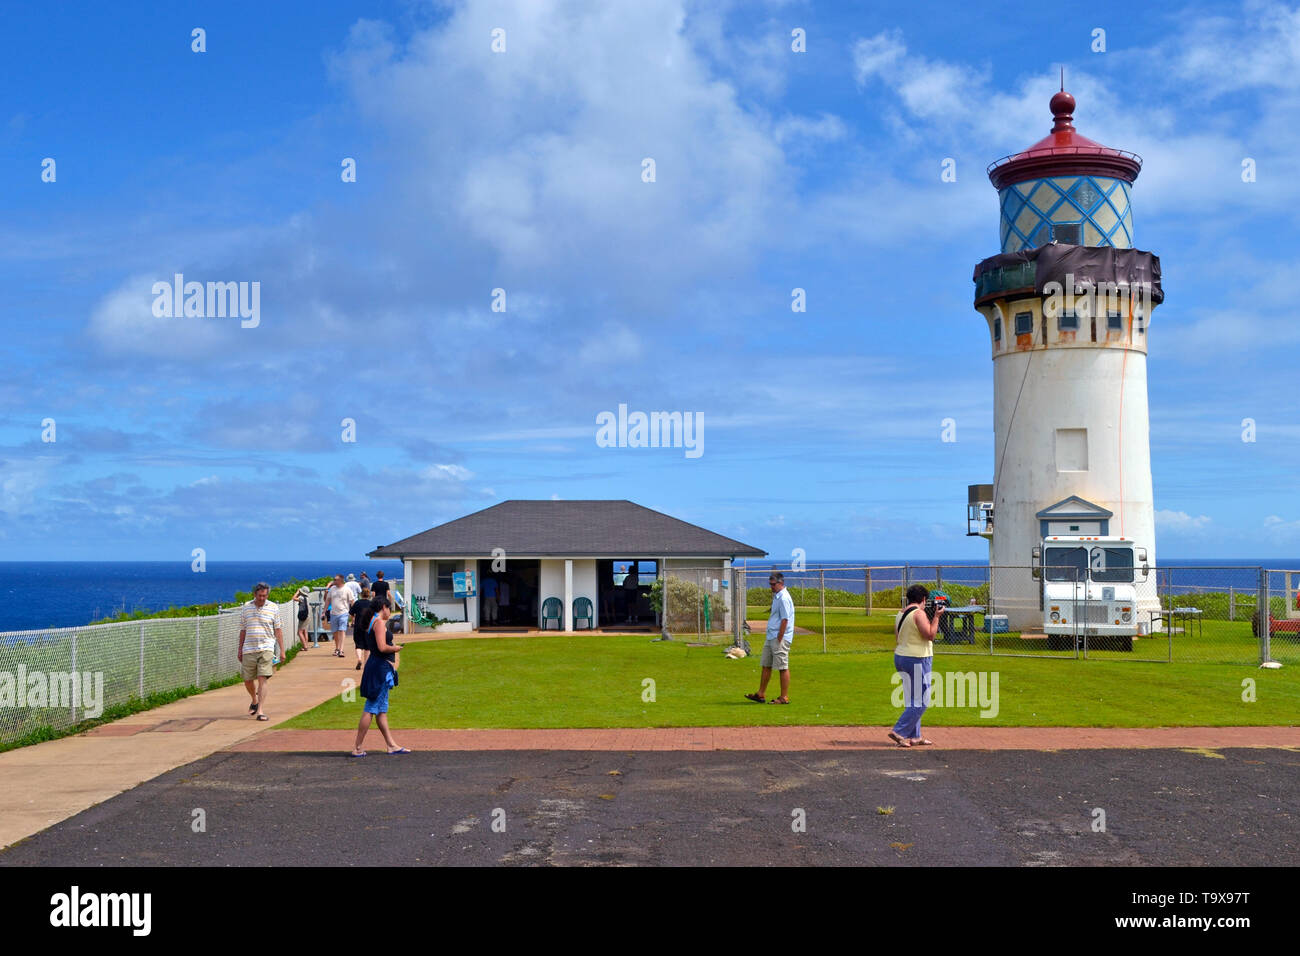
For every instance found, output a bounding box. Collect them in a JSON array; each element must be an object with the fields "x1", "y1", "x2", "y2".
[
  {"x1": 248, "y1": 702, "x2": 257, "y2": 714},
  {"x1": 256, "y1": 714, "x2": 269, "y2": 721},
  {"x1": 350, "y1": 750, "x2": 367, "y2": 758},
  {"x1": 744, "y1": 693, "x2": 766, "y2": 703},
  {"x1": 769, "y1": 697, "x2": 790, "y2": 704},
  {"x1": 911, "y1": 738, "x2": 934, "y2": 746},
  {"x1": 387, "y1": 747, "x2": 411, "y2": 754},
  {"x1": 887, "y1": 731, "x2": 912, "y2": 748}
]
